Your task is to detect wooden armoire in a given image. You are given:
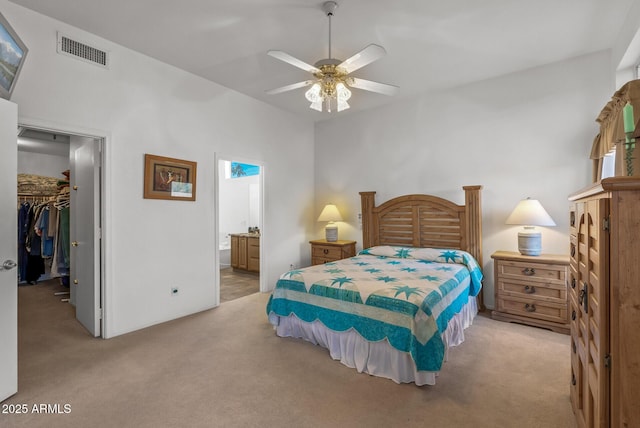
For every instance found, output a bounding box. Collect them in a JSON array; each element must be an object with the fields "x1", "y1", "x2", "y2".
[{"x1": 568, "y1": 177, "x2": 640, "y2": 427}]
